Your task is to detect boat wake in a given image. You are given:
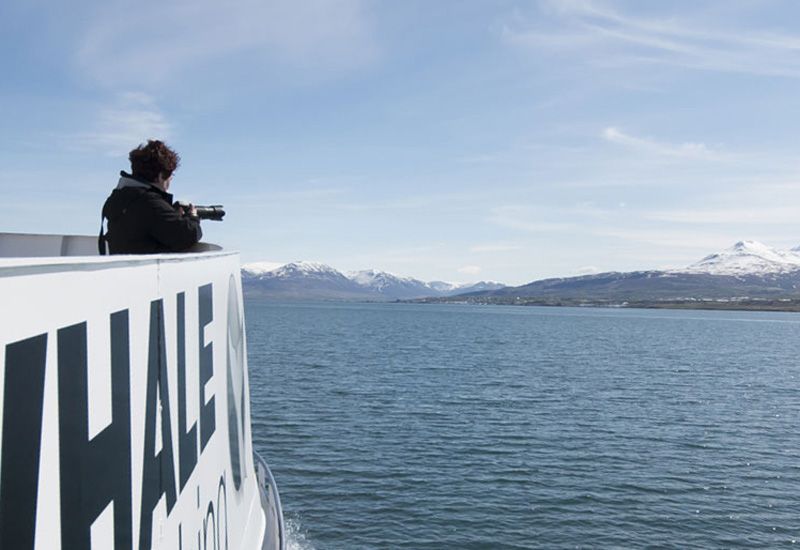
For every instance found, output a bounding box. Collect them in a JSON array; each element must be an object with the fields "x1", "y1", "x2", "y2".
[{"x1": 285, "y1": 517, "x2": 316, "y2": 550}]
